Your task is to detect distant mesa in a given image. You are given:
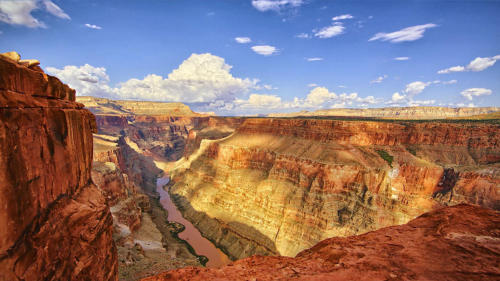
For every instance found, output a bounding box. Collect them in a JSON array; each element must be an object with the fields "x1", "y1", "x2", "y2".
[
  {"x1": 76, "y1": 96, "x2": 212, "y2": 117},
  {"x1": 268, "y1": 106, "x2": 500, "y2": 119}
]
